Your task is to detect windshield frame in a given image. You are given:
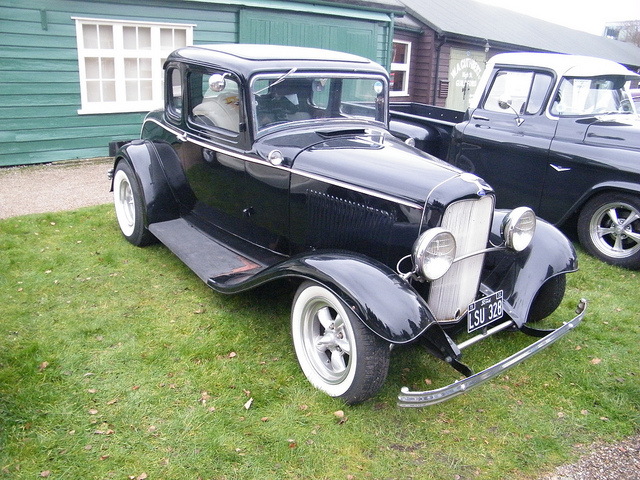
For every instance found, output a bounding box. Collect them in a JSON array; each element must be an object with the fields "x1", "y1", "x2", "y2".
[{"x1": 250, "y1": 71, "x2": 389, "y2": 137}]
